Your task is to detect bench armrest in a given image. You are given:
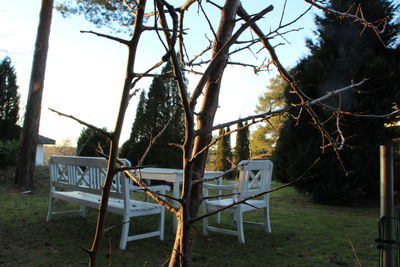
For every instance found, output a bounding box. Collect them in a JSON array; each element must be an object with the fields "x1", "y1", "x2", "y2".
[{"x1": 203, "y1": 183, "x2": 236, "y2": 190}]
